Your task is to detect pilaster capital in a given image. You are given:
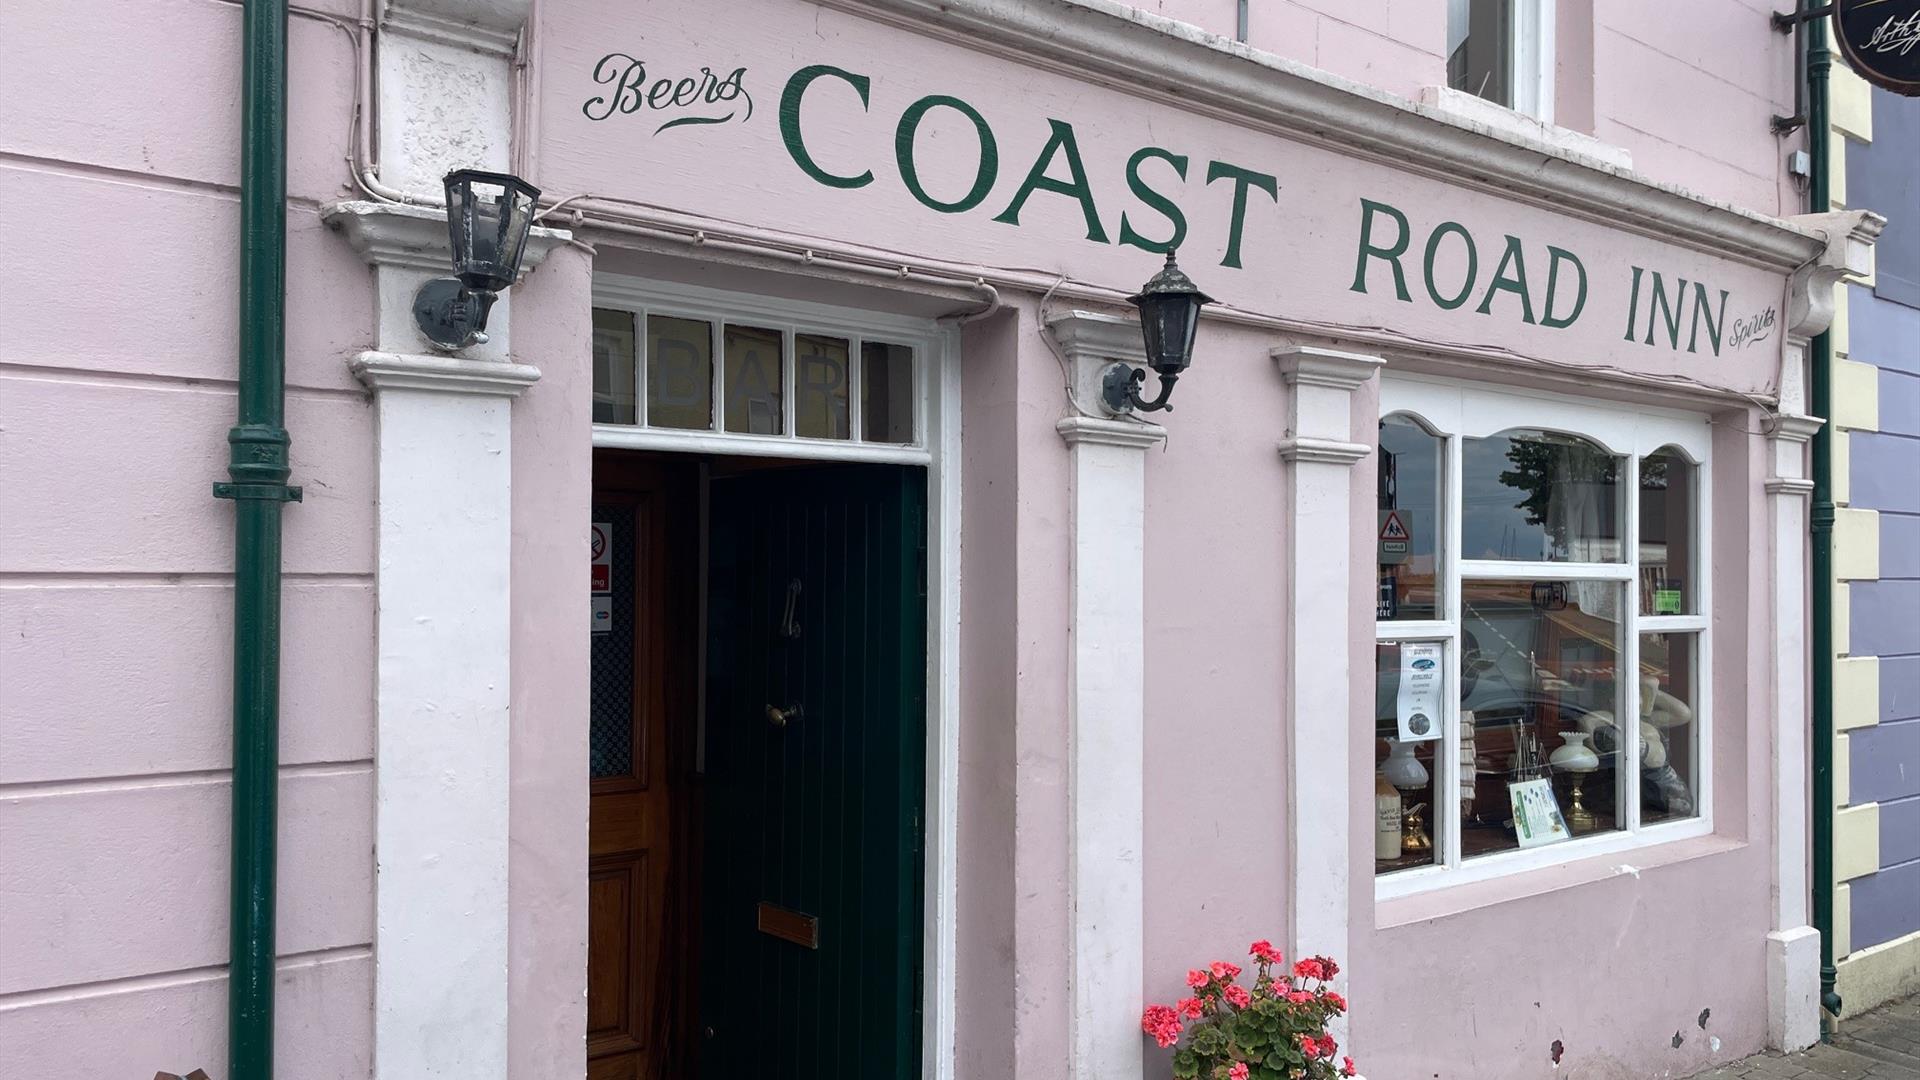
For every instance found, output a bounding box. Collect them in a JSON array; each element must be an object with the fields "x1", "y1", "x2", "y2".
[
  {"x1": 1057, "y1": 414, "x2": 1168, "y2": 450},
  {"x1": 352, "y1": 350, "x2": 542, "y2": 397},
  {"x1": 1765, "y1": 413, "x2": 1827, "y2": 445},
  {"x1": 1272, "y1": 346, "x2": 1385, "y2": 392},
  {"x1": 1277, "y1": 437, "x2": 1371, "y2": 464},
  {"x1": 381, "y1": 0, "x2": 531, "y2": 55},
  {"x1": 323, "y1": 200, "x2": 572, "y2": 276}
]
